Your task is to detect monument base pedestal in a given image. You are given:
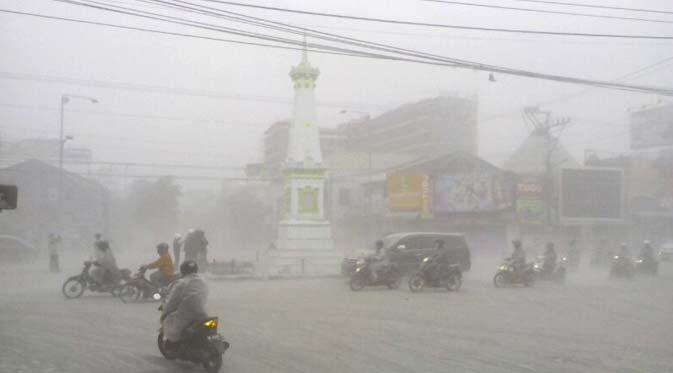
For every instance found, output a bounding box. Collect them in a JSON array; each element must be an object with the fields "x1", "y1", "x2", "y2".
[{"x1": 267, "y1": 220, "x2": 341, "y2": 276}]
